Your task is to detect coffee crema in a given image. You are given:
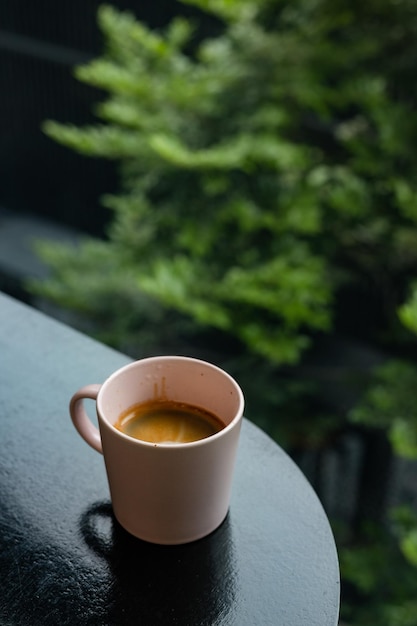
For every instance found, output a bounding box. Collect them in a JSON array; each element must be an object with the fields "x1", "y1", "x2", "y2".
[{"x1": 115, "y1": 399, "x2": 225, "y2": 444}]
